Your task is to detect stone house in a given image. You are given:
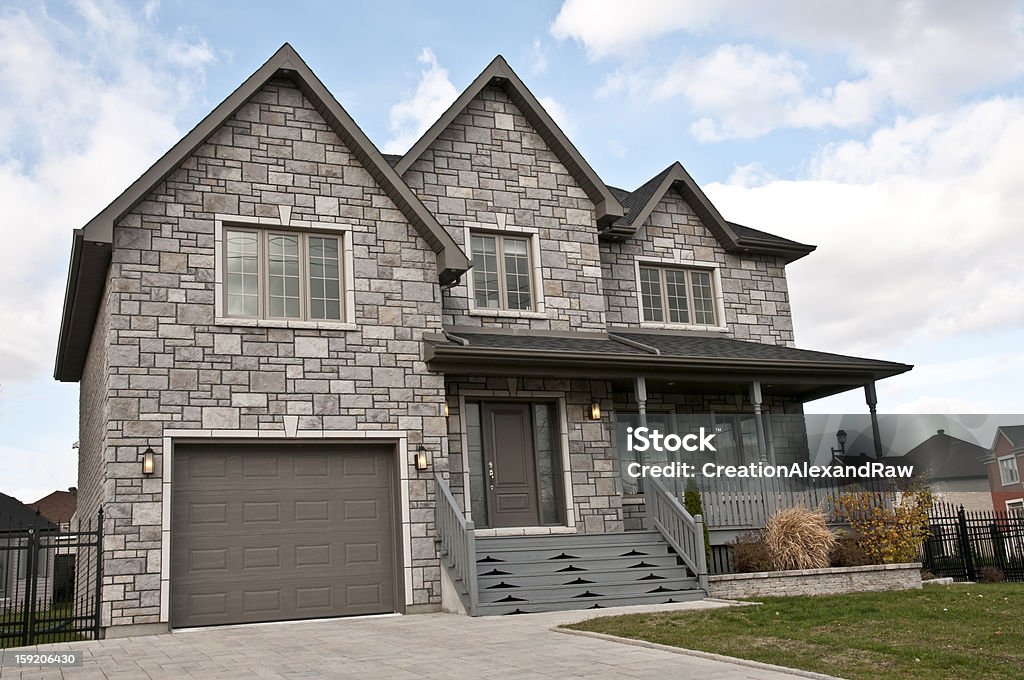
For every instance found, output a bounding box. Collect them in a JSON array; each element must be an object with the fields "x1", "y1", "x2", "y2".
[{"x1": 54, "y1": 44, "x2": 910, "y2": 634}]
